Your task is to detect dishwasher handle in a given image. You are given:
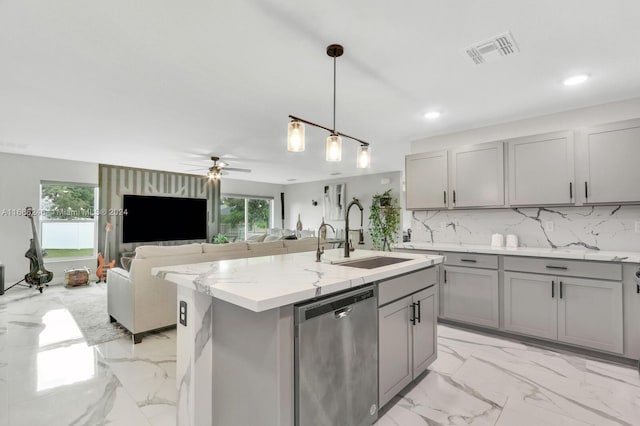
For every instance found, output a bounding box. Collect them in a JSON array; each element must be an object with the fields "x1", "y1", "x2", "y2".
[{"x1": 334, "y1": 306, "x2": 354, "y2": 319}]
